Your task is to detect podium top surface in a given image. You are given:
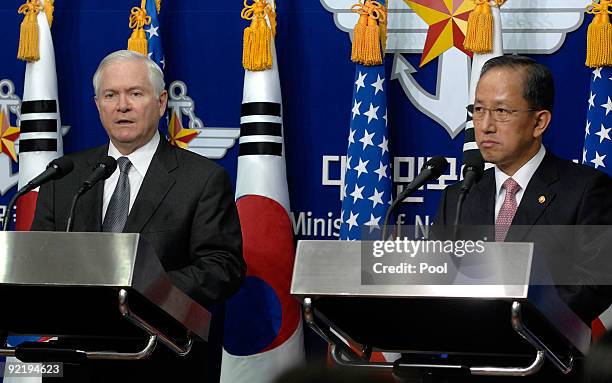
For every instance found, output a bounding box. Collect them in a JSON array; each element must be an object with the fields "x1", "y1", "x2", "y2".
[
  {"x1": 291, "y1": 240, "x2": 533, "y2": 299},
  {"x1": 0, "y1": 231, "x2": 142, "y2": 286},
  {"x1": 0, "y1": 231, "x2": 210, "y2": 341}
]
